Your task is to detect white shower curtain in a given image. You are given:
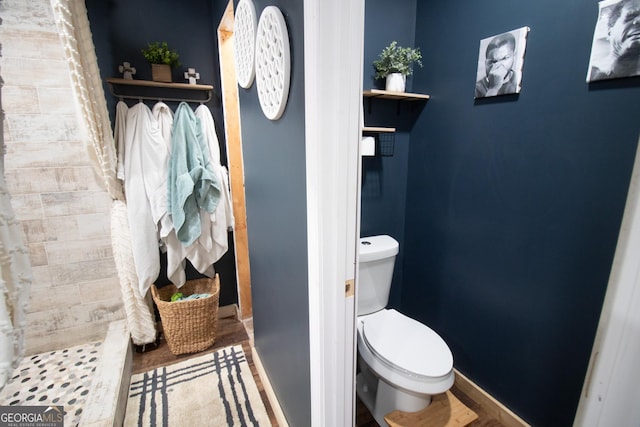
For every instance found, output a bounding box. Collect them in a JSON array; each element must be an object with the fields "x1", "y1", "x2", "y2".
[
  {"x1": 0, "y1": 72, "x2": 33, "y2": 389},
  {"x1": 49, "y1": 0, "x2": 157, "y2": 345}
]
